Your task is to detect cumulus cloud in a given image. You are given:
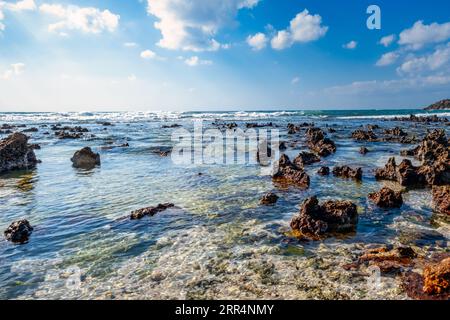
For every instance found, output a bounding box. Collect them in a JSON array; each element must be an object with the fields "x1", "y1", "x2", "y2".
[
  {"x1": 343, "y1": 40, "x2": 357, "y2": 49},
  {"x1": 39, "y1": 3, "x2": 120, "y2": 35},
  {"x1": 1, "y1": 62, "x2": 25, "y2": 80},
  {"x1": 398, "y1": 20, "x2": 450, "y2": 49},
  {"x1": 270, "y1": 9, "x2": 328, "y2": 50},
  {"x1": 0, "y1": 0, "x2": 36, "y2": 31},
  {"x1": 246, "y1": 32, "x2": 267, "y2": 50},
  {"x1": 184, "y1": 56, "x2": 212, "y2": 66},
  {"x1": 140, "y1": 49, "x2": 157, "y2": 59},
  {"x1": 124, "y1": 42, "x2": 137, "y2": 47},
  {"x1": 146, "y1": 0, "x2": 260, "y2": 52},
  {"x1": 397, "y1": 43, "x2": 450, "y2": 75},
  {"x1": 376, "y1": 51, "x2": 399, "y2": 67},
  {"x1": 379, "y1": 34, "x2": 395, "y2": 47}
]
